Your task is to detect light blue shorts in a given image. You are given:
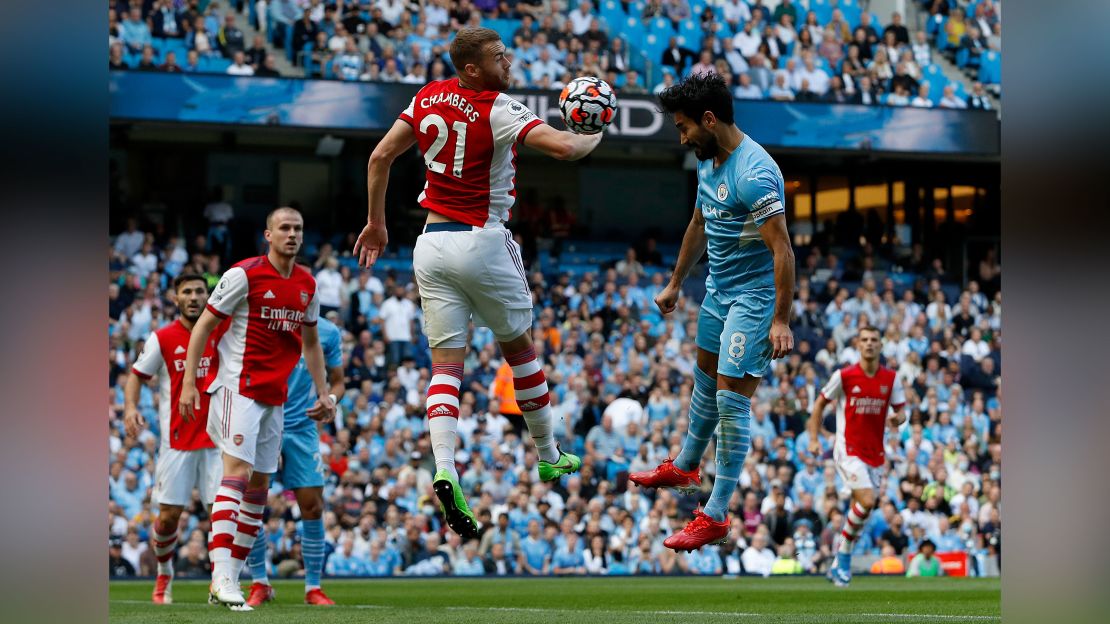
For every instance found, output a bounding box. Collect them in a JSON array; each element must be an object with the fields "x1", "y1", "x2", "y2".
[
  {"x1": 279, "y1": 426, "x2": 325, "y2": 489},
  {"x1": 695, "y1": 286, "x2": 776, "y2": 378}
]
